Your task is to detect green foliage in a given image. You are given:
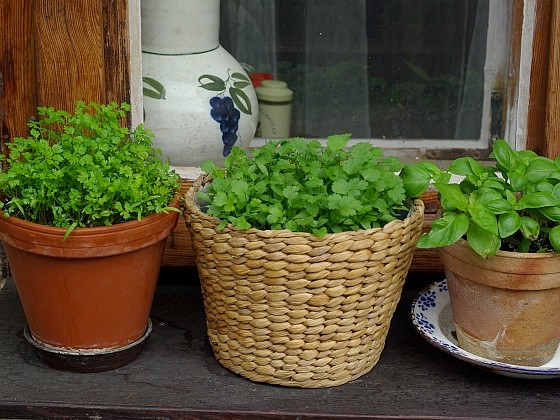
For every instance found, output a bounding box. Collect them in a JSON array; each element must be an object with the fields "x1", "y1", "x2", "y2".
[
  {"x1": 198, "y1": 134, "x2": 416, "y2": 236},
  {"x1": 400, "y1": 139, "x2": 560, "y2": 258},
  {"x1": 0, "y1": 101, "x2": 180, "y2": 235}
]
